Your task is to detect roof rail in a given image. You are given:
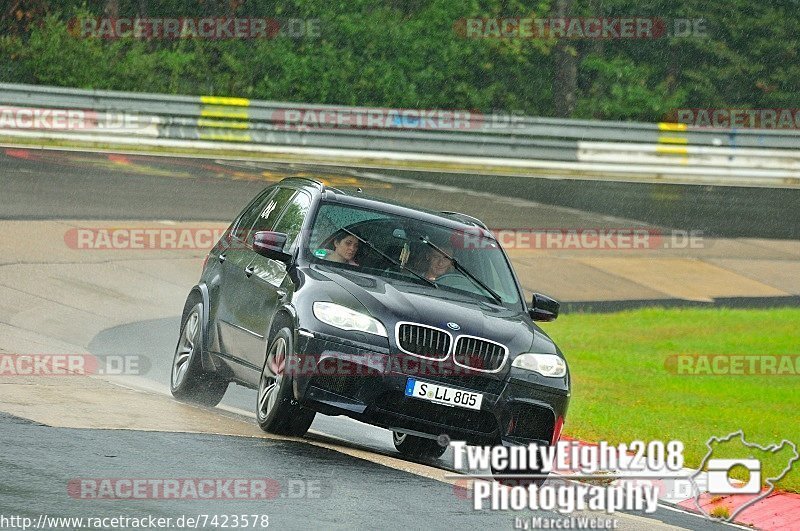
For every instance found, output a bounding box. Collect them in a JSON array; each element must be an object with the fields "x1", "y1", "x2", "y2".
[
  {"x1": 440, "y1": 211, "x2": 489, "y2": 229},
  {"x1": 278, "y1": 176, "x2": 325, "y2": 189}
]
